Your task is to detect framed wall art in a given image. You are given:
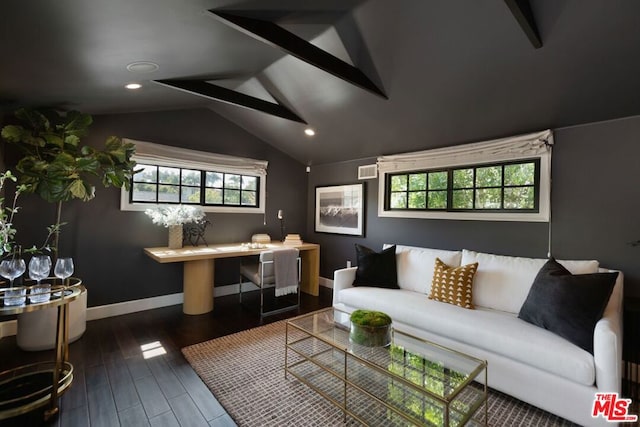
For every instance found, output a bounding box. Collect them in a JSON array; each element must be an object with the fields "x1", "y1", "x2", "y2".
[{"x1": 315, "y1": 183, "x2": 364, "y2": 236}]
